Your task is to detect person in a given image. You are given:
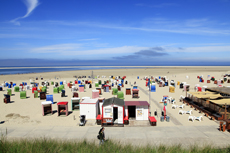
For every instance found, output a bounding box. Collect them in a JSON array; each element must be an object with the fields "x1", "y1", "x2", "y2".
[{"x1": 98, "y1": 127, "x2": 105, "y2": 145}]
